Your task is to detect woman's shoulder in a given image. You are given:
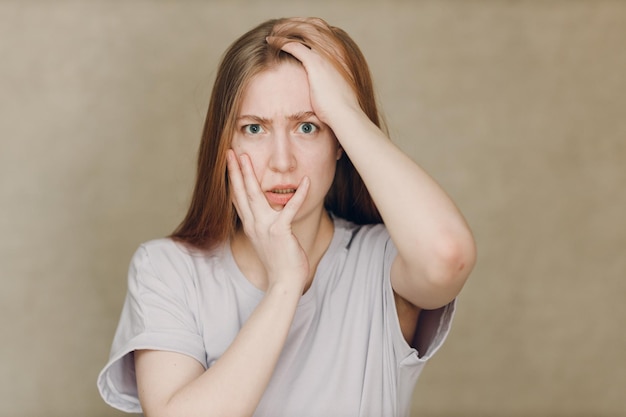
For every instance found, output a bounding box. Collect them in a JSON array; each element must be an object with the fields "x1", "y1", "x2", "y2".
[
  {"x1": 137, "y1": 237, "x2": 222, "y2": 259},
  {"x1": 129, "y1": 237, "x2": 225, "y2": 282},
  {"x1": 331, "y1": 215, "x2": 390, "y2": 251},
  {"x1": 138, "y1": 236, "x2": 179, "y2": 250},
  {"x1": 333, "y1": 215, "x2": 387, "y2": 237}
]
